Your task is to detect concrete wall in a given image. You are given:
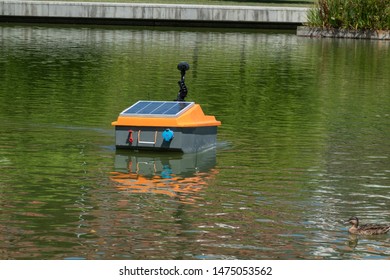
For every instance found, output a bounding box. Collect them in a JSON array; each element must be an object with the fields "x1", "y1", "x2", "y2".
[
  {"x1": 297, "y1": 26, "x2": 390, "y2": 40},
  {"x1": 0, "y1": 1, "x2": 308, "y2": 28}
]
